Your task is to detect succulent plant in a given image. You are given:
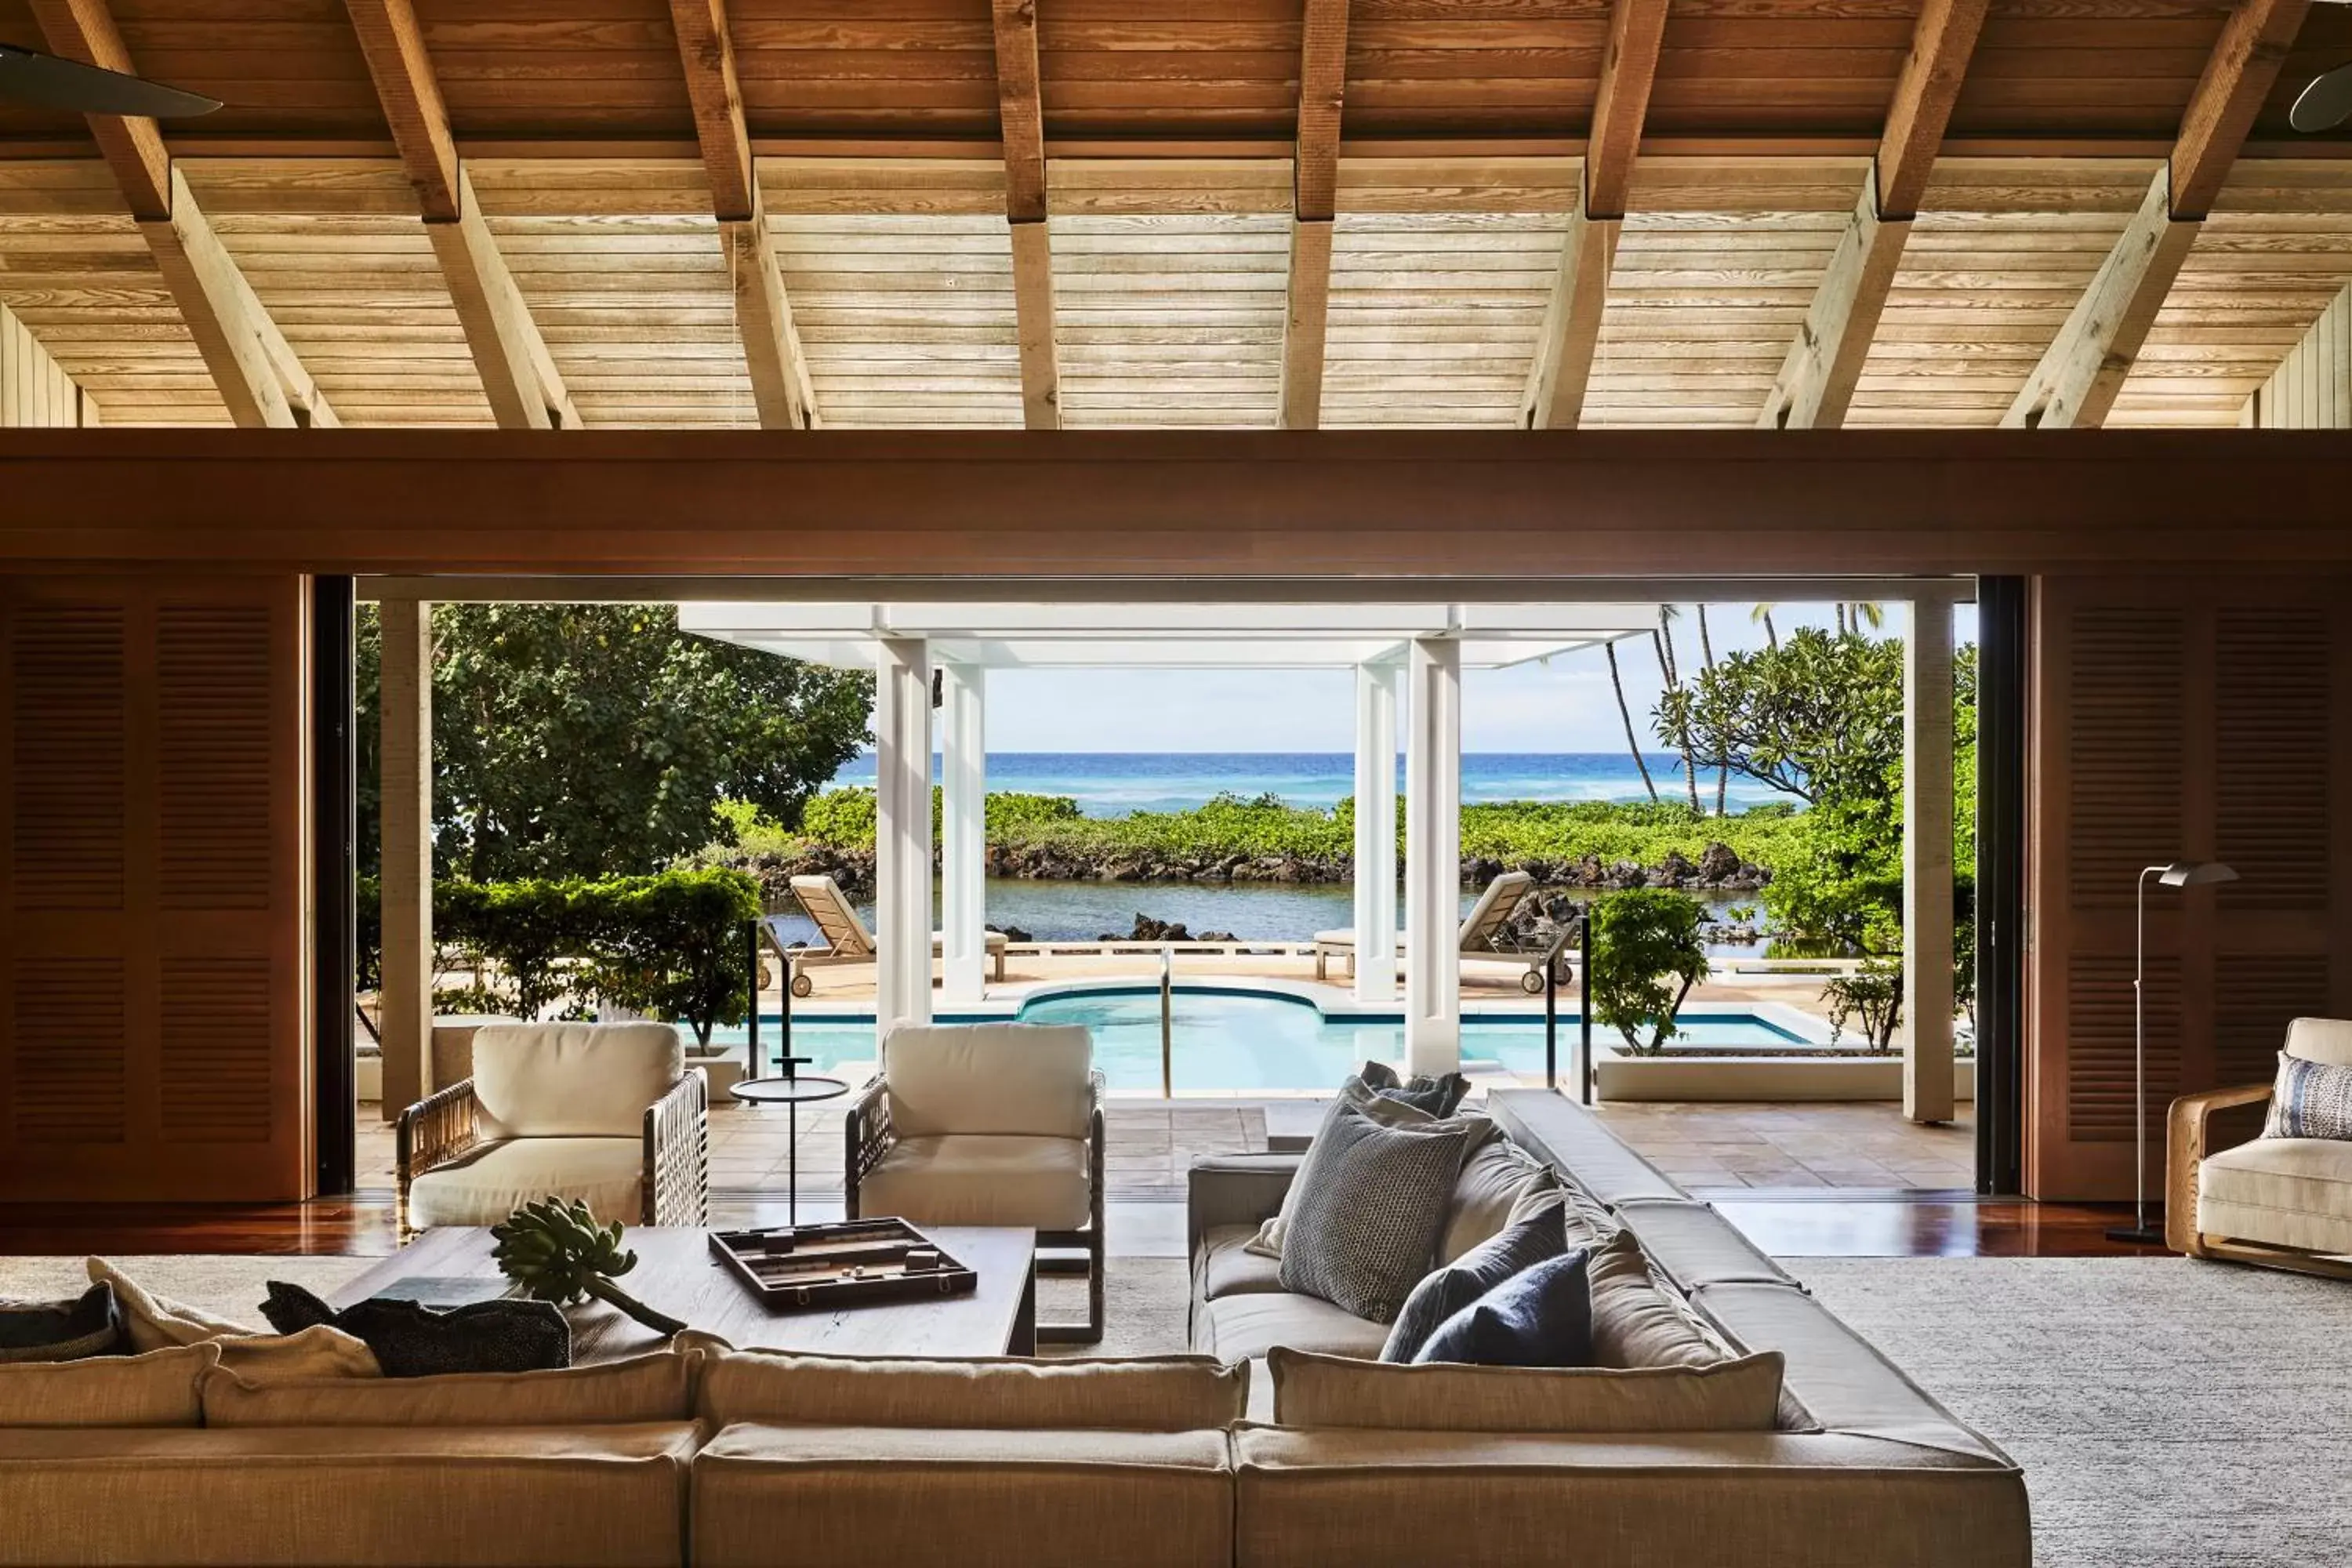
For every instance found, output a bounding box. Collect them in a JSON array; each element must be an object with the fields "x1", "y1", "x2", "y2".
[{"x1": 490, "y1": 1198, "x2": 687, "y2": 1337}]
